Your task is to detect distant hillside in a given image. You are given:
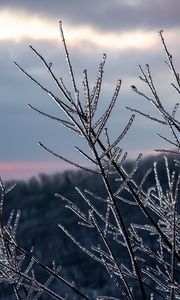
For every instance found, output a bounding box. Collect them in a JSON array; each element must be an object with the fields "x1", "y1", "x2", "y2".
[{"x1": 1, "y1": 153, "x2": 179, "y2": 299}]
